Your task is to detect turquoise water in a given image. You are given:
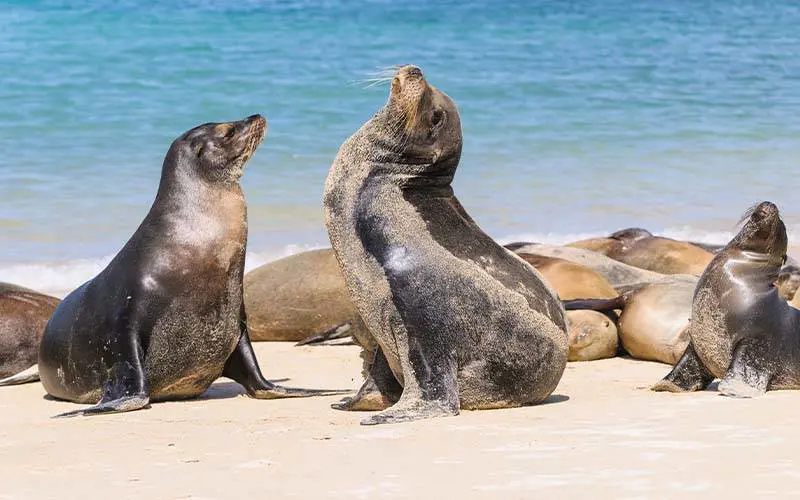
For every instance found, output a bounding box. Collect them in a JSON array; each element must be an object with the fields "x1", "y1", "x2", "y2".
[{"x1": 1, "y1": 1, "x2": 800, "y2": 292}]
